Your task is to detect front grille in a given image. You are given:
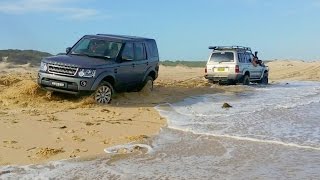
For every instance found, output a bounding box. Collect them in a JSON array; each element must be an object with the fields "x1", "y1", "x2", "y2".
[{"x1": 48, "y1": 64, "x2": 78, "y2": 76}]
